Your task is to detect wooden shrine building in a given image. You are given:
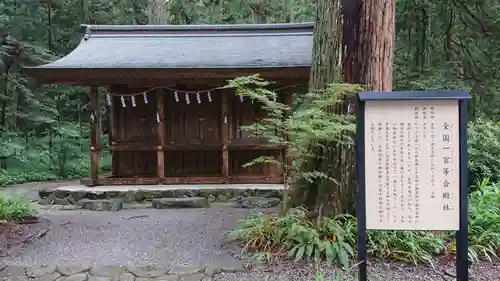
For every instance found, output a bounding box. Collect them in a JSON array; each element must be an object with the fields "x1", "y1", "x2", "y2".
[{"x1": 24, "y1": 23, "x2": 314, "y2": 186}]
